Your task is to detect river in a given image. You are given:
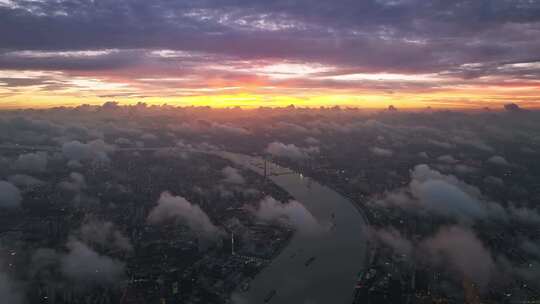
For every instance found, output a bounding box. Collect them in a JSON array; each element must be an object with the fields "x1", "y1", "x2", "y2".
[
  {"x1": 217, "y1": 152, "x2": 369, "y2": 304},
  {"x1": 3, "y1": 145, "x2": 370, "y2": 303}
]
